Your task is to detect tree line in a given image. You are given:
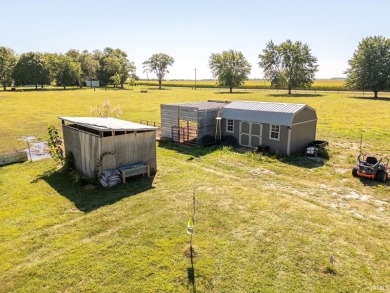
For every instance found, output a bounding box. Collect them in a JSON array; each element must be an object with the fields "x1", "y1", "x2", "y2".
[
  {"x1": 1, "y1": 36, "x2": 389, "y2": 97},
  {"x1": 0, "y1": 47, "x2": 136, "y2": 90},
  {"x1": 209, "y1": 36, "x2": 390, "y2": 97}
]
